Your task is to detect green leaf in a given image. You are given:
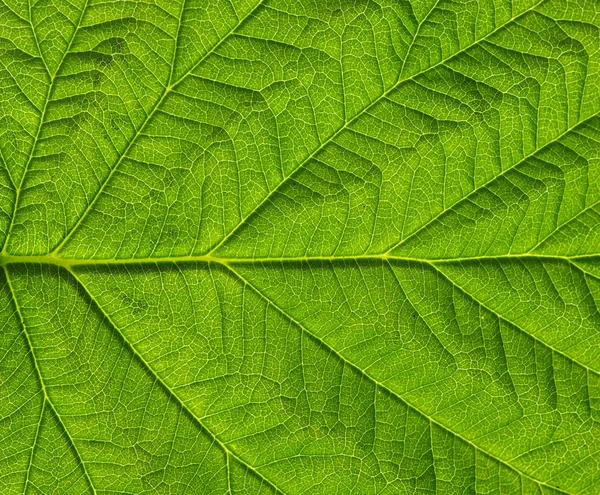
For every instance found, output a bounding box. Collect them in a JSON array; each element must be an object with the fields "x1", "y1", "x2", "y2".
[{"x1": 1, "y1": 0, "x2": 599, "y2": 493}]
